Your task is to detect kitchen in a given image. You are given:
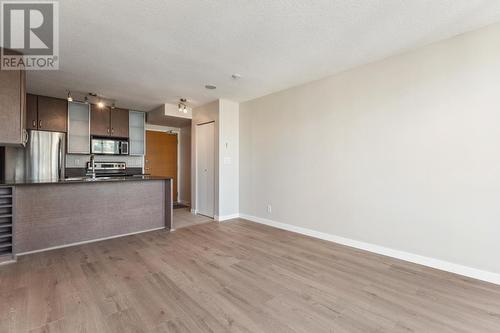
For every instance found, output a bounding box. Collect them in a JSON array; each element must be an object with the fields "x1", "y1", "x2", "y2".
[{"x1": 0, "y1": 67, "x2": 173, "y2": 263}]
